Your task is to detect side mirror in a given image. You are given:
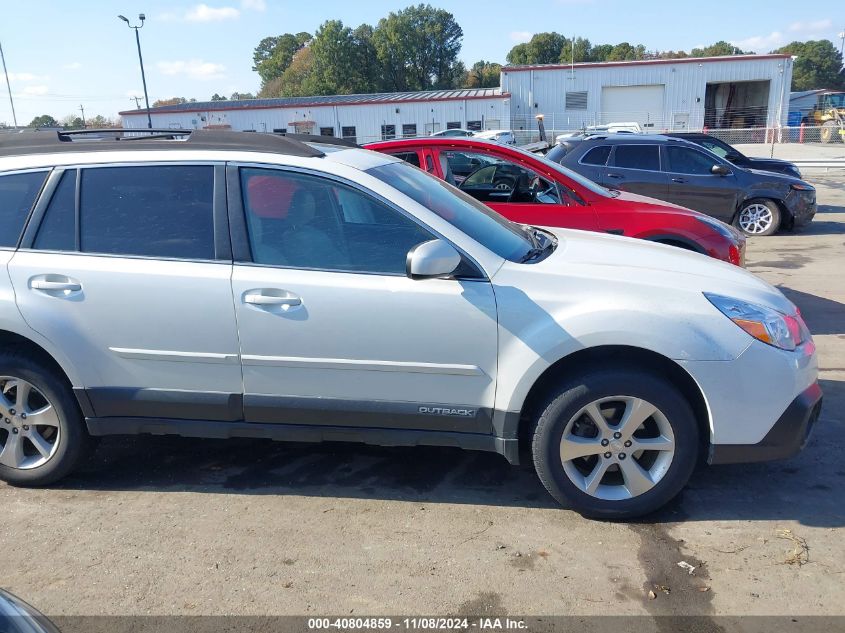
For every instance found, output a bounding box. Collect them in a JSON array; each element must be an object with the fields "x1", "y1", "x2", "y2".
[
  {"x1": 406, "y1": 239, "x2": 461, "y2": 280},
  {"x1": 711, "y1": 164, "x2": 731, "y2": 176}
]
